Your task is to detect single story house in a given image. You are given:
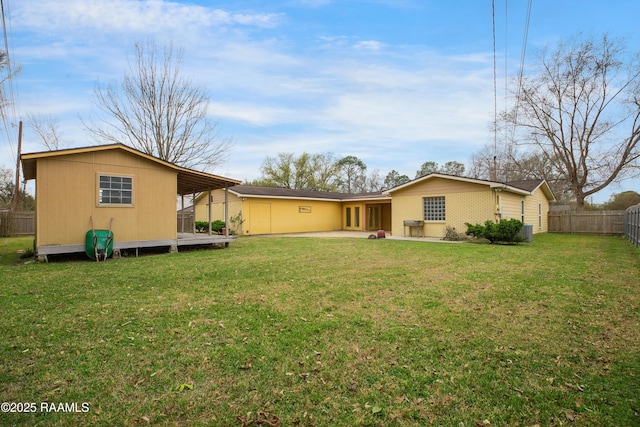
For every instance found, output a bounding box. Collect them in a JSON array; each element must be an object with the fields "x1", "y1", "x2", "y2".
[
  {"x1": 21, "y1": 144, "x2": 241, "y2": 260},
  {"x1": 384, "y1": 174, "x2": 555, "y2": 237},
  {"x1": 191, "y1": 185, "x2": 392, "y2": 235},
  {"x1": 194, "y1": 175, "x2": 554, "y2": 238}
]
